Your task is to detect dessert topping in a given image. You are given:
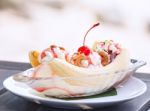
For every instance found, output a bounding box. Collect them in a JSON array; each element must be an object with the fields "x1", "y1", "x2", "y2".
[{"x1": 78, "y1": 23, "x2": 100, "y2": 56}]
